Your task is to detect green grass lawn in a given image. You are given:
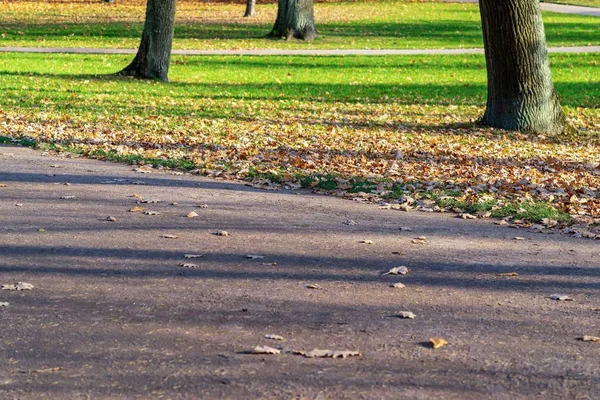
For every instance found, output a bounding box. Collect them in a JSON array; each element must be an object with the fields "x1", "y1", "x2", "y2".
[
  {"x1": 0, "y1": 1, "x2": 598, "y2": 50},
  {"x1": 0, "y1": 52, "x2": 598, "y2": 220}
]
